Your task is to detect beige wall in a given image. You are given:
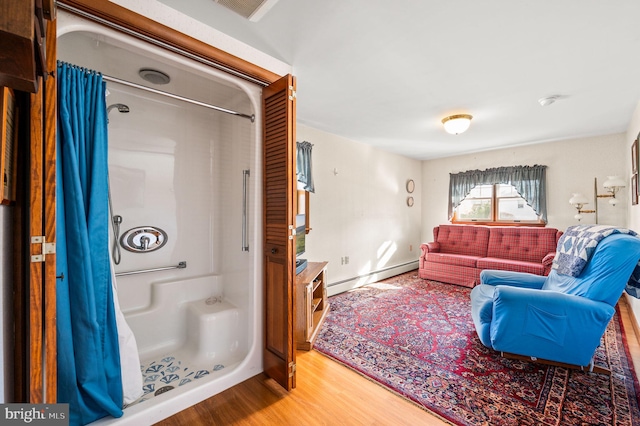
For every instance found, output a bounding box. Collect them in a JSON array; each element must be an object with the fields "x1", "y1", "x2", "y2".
[
  {"x1": 297, "y1": 125, "x2": 422, "y2": 295},
  {"x1": 627, "y1": 100, "x2": 640, "y2": 232},
  {"x1": 625, "y1": 100, "x2": 640, "y2": 329},
  {"x1": 421, "y1": 133, "x2": 628, "y2": 241}
]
